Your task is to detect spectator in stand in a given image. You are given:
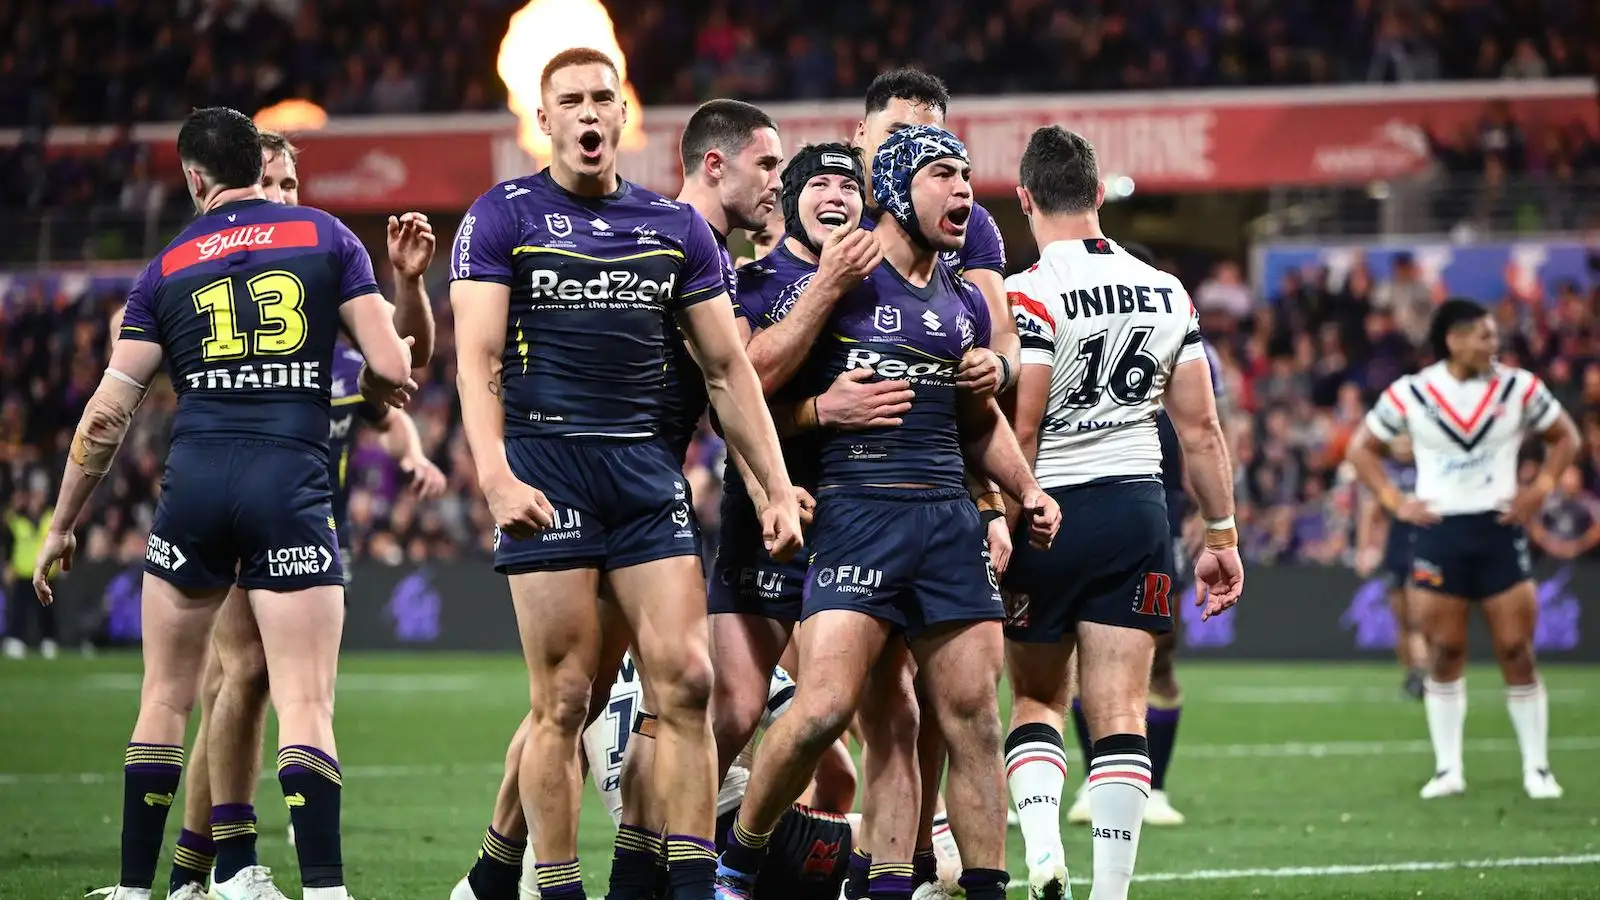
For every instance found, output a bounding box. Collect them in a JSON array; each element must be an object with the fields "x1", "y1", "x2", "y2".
[
  {"x1": 1528, "y1": 466, "x2": 1600, "y2": 560},
  {"x1": 1372, "y1": 251, "x2": 1436, "y2": 347},
  {"x1": 1501, "y1": 38, "x2": 1550, "y2": 80},
  {"x1": 1195, "y1": 260, "x2": 1254, "y2": 332}
]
